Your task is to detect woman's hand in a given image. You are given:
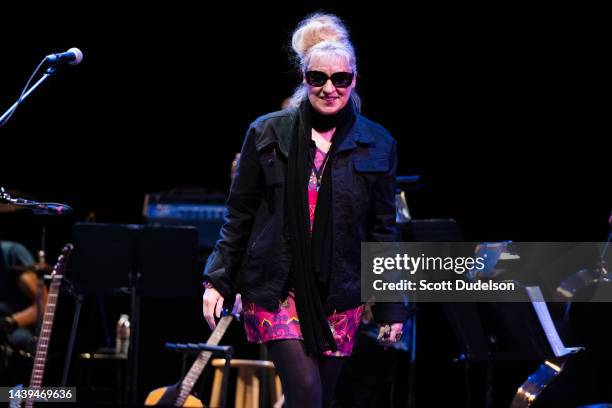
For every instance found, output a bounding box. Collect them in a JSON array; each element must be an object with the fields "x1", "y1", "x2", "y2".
[
  {"x1": 203, "y1": 287, "x2": 224, "y2": 330},
  {"x1": 377, "y1": 322, "x2": 404, "y2": 347}
]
